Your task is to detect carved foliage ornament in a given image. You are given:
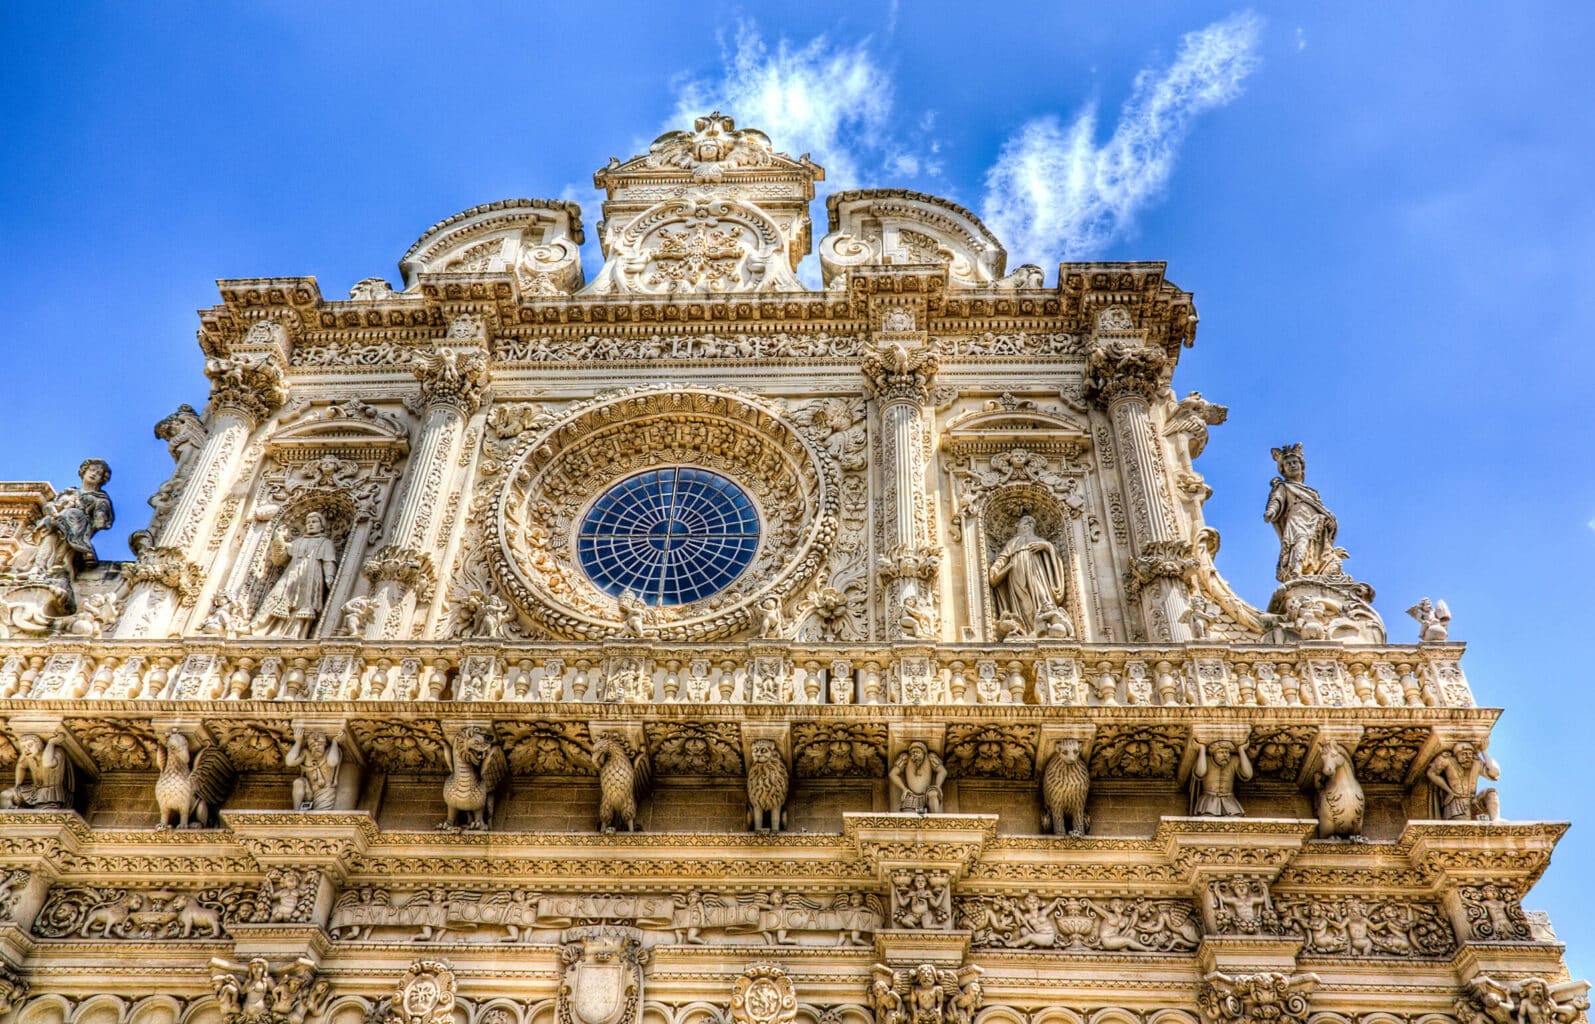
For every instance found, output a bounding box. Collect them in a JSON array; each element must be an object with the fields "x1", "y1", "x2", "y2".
[{"x1": 1197, "y1": 971, "x2": 1318, "y2": 1024}]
